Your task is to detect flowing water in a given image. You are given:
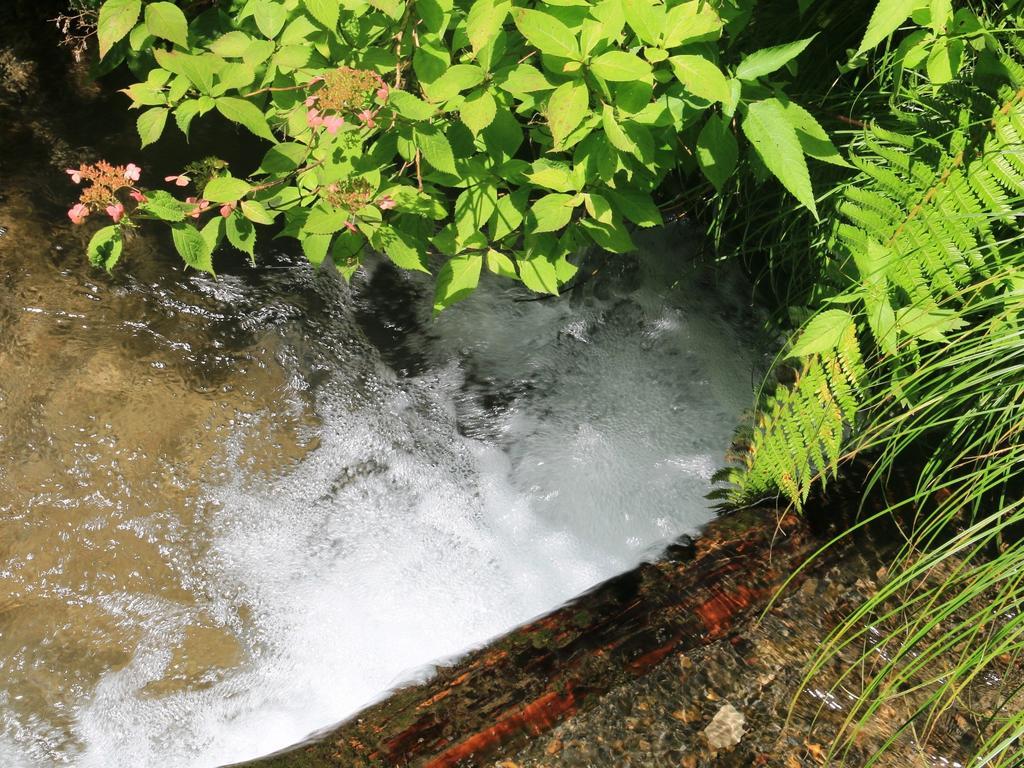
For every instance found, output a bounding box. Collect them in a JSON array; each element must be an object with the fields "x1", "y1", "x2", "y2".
[{"x1": 0, "y1": 40, "x2": 762, "y2": 768}]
